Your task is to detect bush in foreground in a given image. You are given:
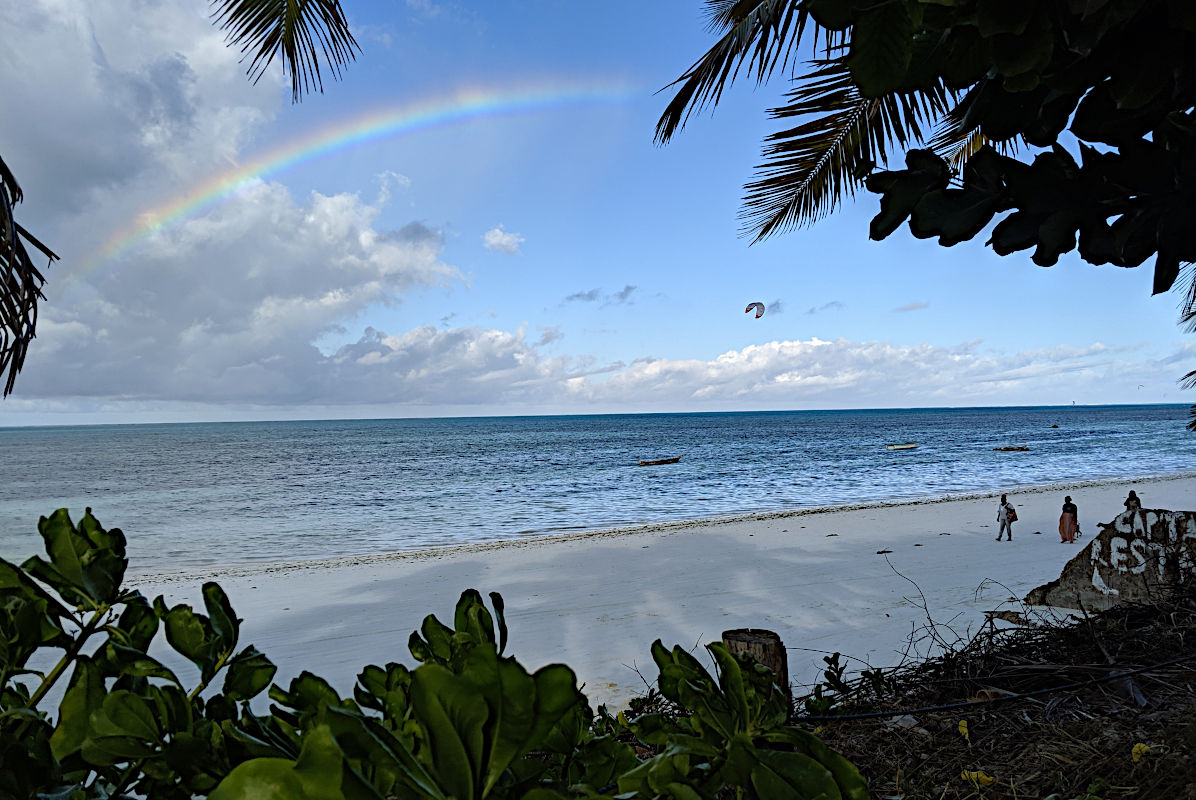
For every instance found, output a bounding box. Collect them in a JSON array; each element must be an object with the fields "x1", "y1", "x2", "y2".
[{"x1": 0, "y1": 509, "x2": 866, "y2": 799}]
